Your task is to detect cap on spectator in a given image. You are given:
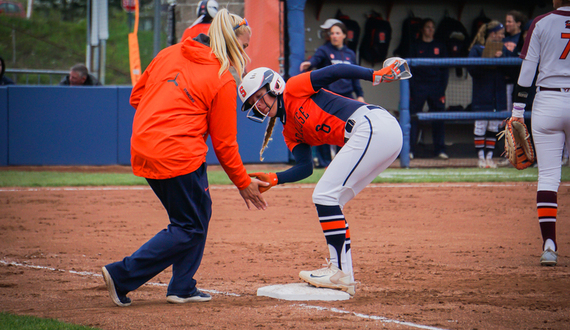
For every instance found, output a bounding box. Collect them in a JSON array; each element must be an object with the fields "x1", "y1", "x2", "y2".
[{"x1": 320, "y1": 18, "x2": 342, "y2": 30}]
